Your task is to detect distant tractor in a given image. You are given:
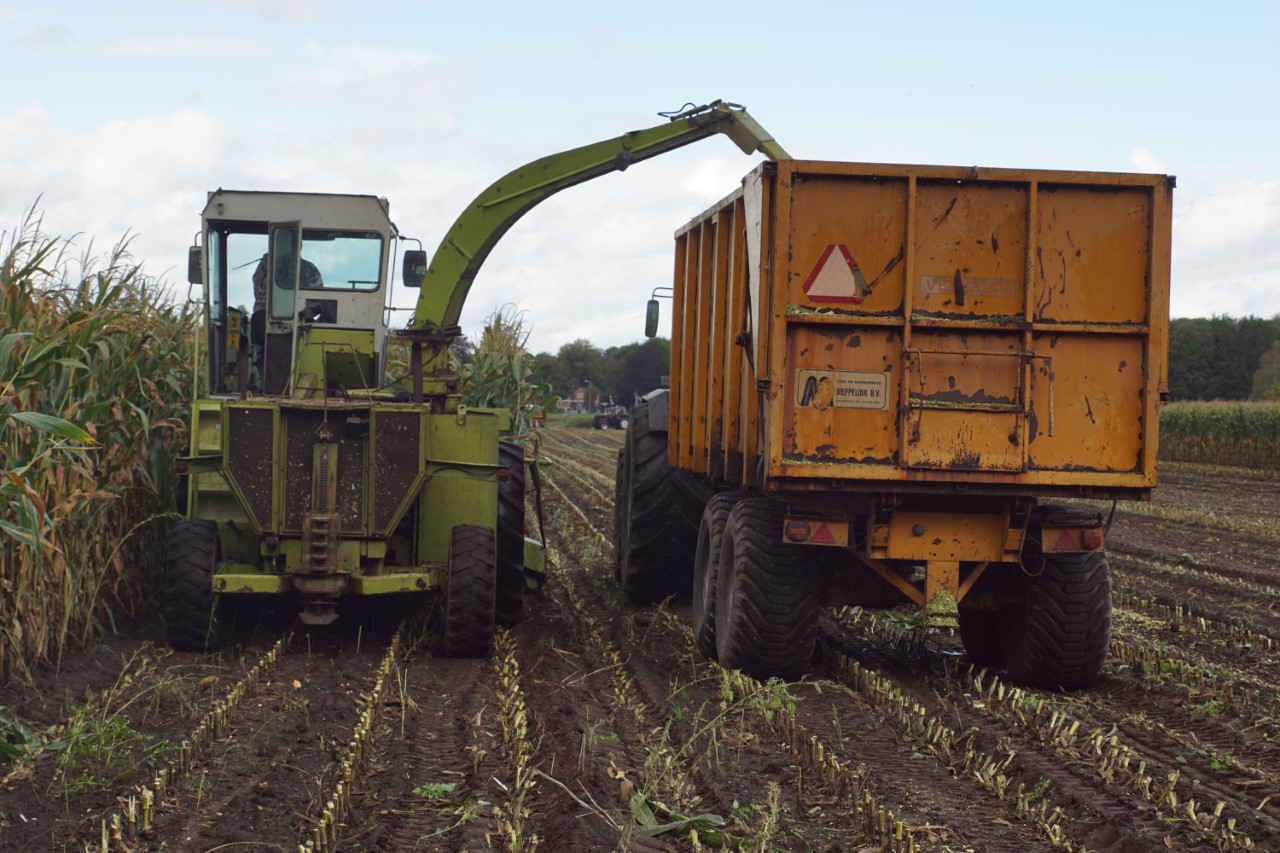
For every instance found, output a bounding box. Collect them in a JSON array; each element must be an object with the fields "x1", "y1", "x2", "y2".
[
  {"x1": 616, "y1": 159, "x2": 1173, "y2": 690},
  {"x1": 592, "y1": 407, "x2": 629, "y2": 430}
]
